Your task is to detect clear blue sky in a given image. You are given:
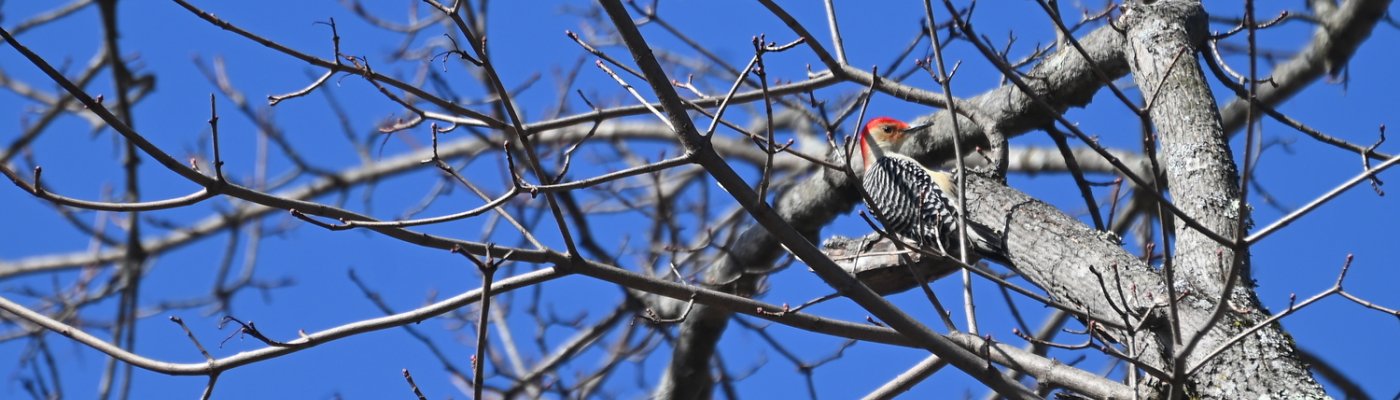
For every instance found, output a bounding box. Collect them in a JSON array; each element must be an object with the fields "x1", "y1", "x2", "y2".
[{"x1": 1, "y1": 1, "x2": 1396, "y2": 398}]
